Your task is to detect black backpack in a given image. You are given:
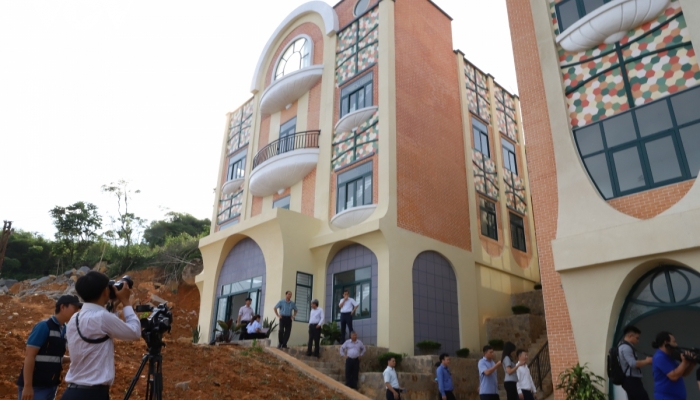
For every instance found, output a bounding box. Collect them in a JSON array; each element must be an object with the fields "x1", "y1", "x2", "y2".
[{"x1": 607, "y1": 344, "x2": 629, "y2": 385}]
